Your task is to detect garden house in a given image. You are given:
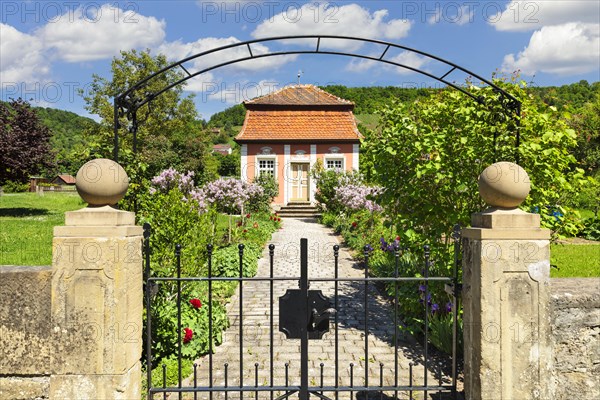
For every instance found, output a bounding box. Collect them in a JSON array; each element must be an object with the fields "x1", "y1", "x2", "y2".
[{"x1": 235, "y1": 84, "x2": 362, "y2": 205}]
